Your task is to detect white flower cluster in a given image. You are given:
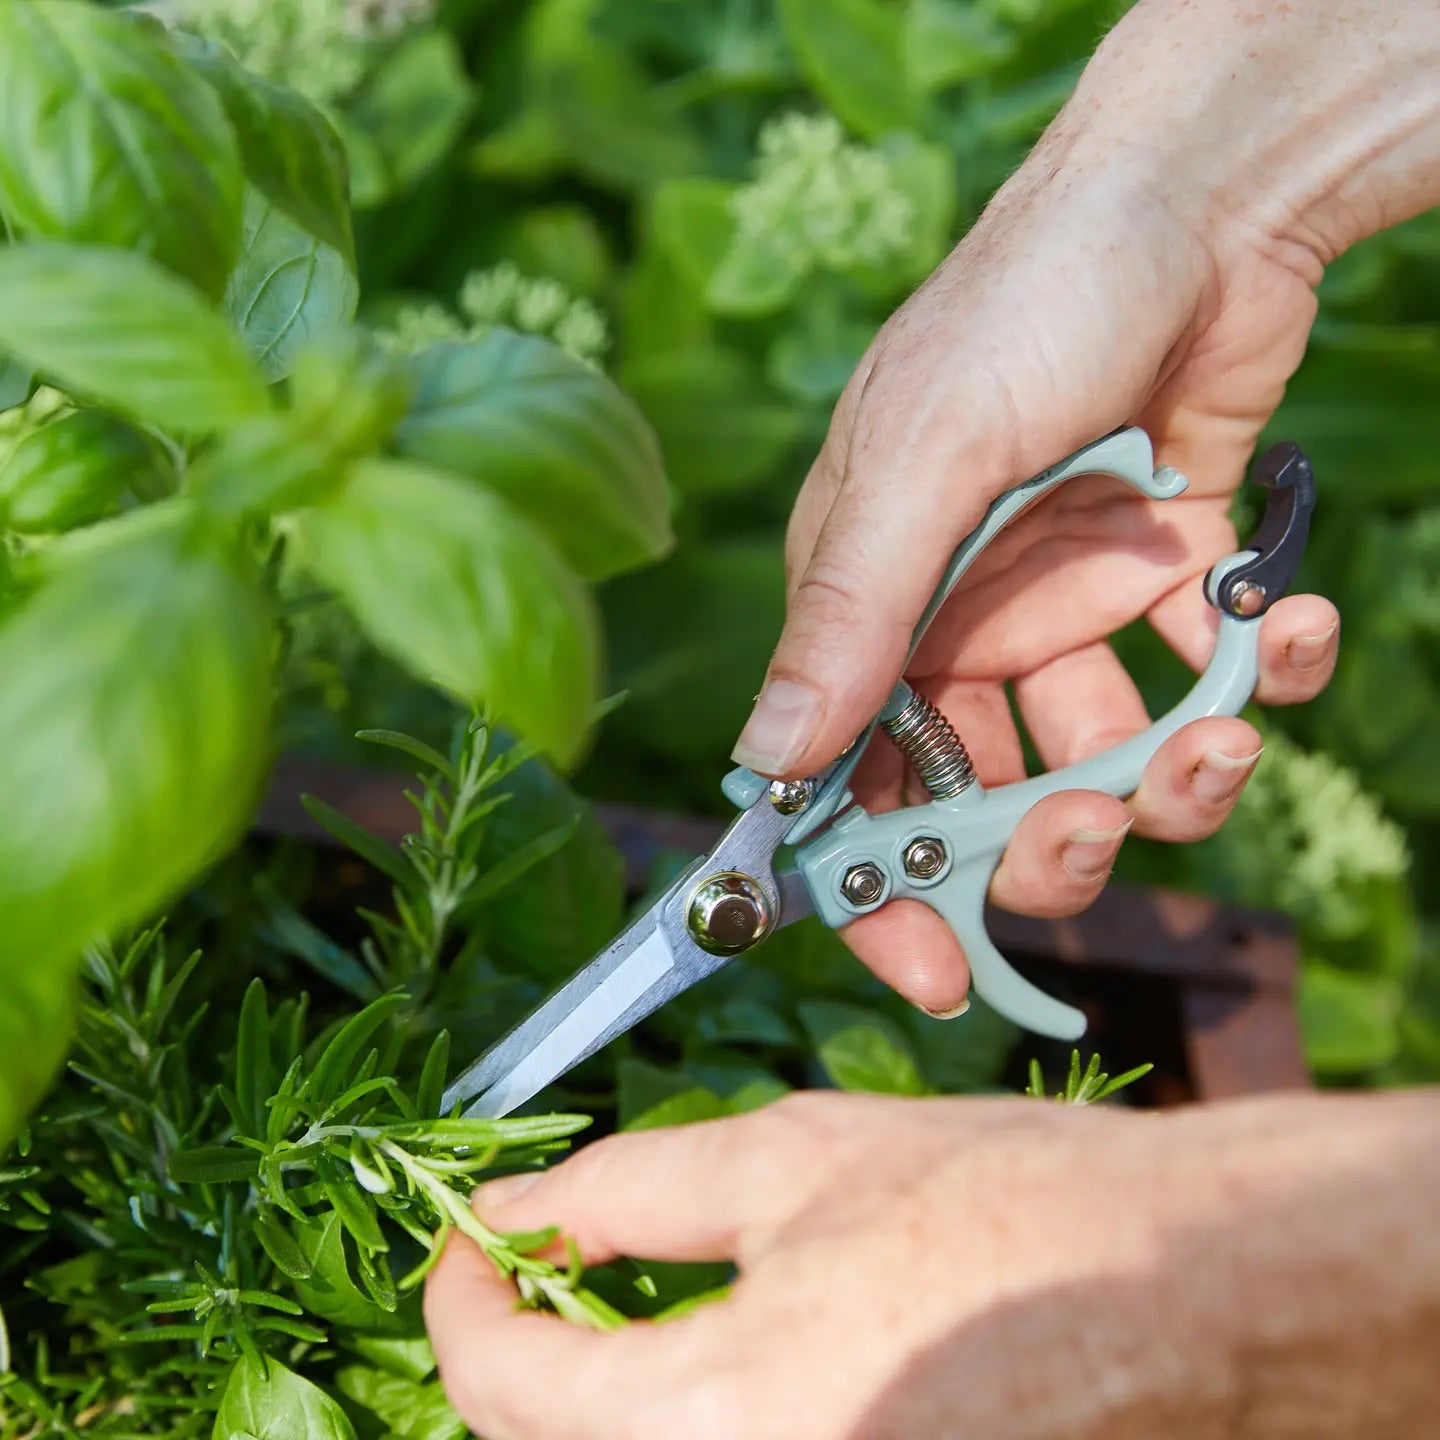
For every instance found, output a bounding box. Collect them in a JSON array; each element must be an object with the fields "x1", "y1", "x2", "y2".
[
  {"x1": 730, "y1": 113, "x2": 914, "y2": 274},
  {"x1": 167, "y1": 0, "x2": 436, "y2": 106},
  {"x1": 379, "y1": 262, "x2": 610, "y2": 367},
  {"x1": 1224, "y1": 728, "x2": 1409, "y2": 937}
]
